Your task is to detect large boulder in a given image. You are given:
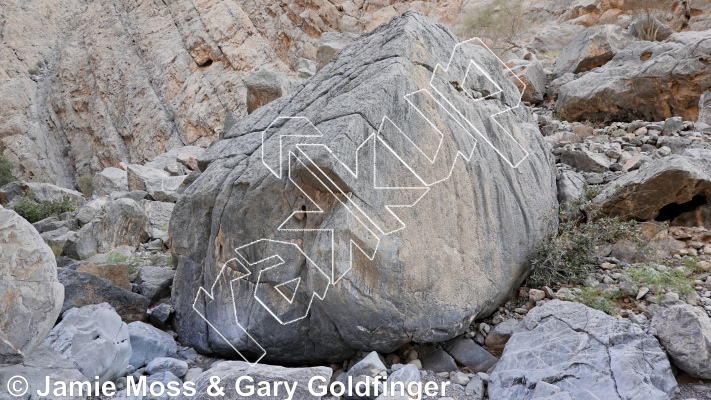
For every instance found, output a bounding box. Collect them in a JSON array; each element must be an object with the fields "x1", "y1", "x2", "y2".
[
  {"x1": 170, "y1": 12, "x2": 557, "y2": 363},
  {"x1": 552, "y1": 25, "x2": 637, "y2": 77},
  {"x1": 63, "y1": 198, "x2": 149, "y2": 259},
  {"x1": 0, "y1": 181, "x2": 84, "y2": 207},
  {"x1": 556, "y1": 30, "x2": 711, "y2": 122},
  {"x1": 44, "y1": 303, "x2": 131, "y2": 383},
  {"x1": 488, "y1": 300, "x2": 677, "y2": 399},
  {"x1": 650, "y1": 301, "x2": 711, "y2": 379},
  {"x1": 0, "y1": 207, "x2": 64, "y2": 365},
  {"x1": 316, "y1": 32, "x2": 359, "y2": 70},
  {"x1": 243, "y1": 69, "x2": 302, "y2": 114},
  {"x1": 527, "y1": 24, "x2": 586, "y2": 54},
  {"x1": 592, "y1": 156, "x2": 711, "y2": 221},
  {"x1": 57, "y1": 268, "x2": 149, "y2": 322},
  {"x1": 0, "y1": 345, "x2": 89, "y2": 400},
  {"x1": 127, "y1": 321, "x2": 178, "y2": 368},
  {"x1": 174, "y1": 361, "x2": 332, "y2": 400},
  {"x1": 509, "y1": 60, "x2": 547, "y2": 104}
]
